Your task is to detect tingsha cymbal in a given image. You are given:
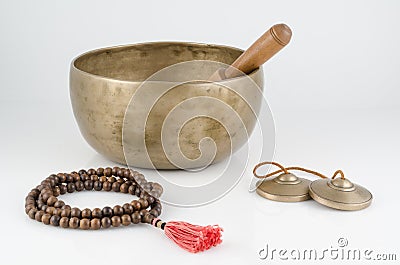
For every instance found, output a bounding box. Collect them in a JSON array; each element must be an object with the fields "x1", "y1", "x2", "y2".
[
  {"x1": 256, "y1": 173, "x2": 311, "y2": 202},
  {"x1": 309, "y1": 177, "x2": 372, "y2": 211}
]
